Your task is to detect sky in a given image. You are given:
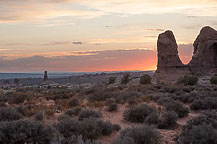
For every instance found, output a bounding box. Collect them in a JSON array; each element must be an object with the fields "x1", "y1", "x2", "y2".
[{"x1": 0, "y1": 0, "x2": 216, "y2": 72}]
